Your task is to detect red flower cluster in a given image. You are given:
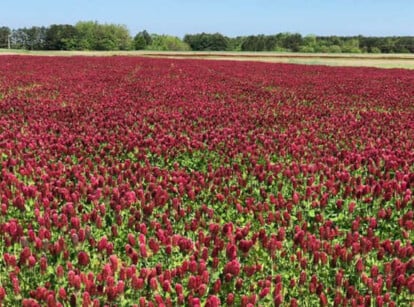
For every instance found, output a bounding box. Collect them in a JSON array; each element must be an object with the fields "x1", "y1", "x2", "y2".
[{"x1": 0, "y1": 55, "x2": 412, "y2": 305}]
